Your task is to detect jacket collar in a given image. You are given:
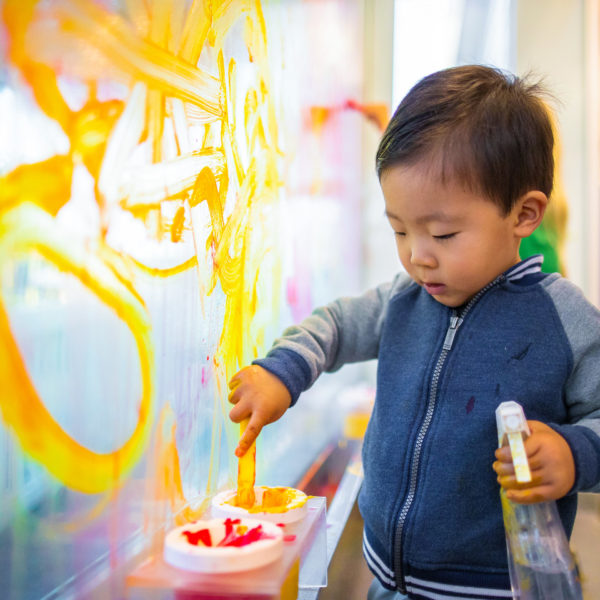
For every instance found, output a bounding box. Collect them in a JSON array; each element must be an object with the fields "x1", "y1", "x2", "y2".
[{"x1": 504, "y1": 254, "x2": 543, "y2": 282}]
